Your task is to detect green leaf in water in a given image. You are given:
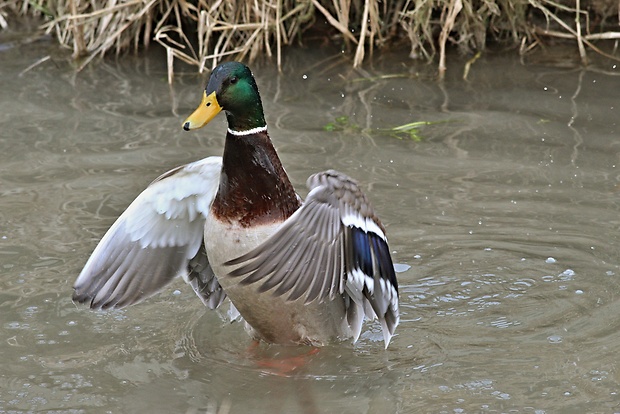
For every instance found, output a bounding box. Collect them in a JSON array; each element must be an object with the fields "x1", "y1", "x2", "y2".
[{"x1": 324, "y1": 115, "x2": 453, "y2": 141}]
